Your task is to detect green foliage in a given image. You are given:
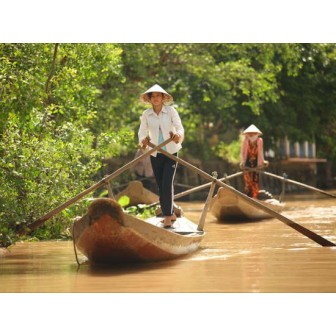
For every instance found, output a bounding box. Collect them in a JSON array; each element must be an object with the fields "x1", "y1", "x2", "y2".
[
  {"x1": 215, "y1": 137, "x2": 243, "y2": 165},
  {"x1": 123, "y1": 203, "x2": 158, "y2": 219},
  {"x1": 117, "y1": 195, "x2": 157, "y2": 219},
  {"x1": 112, "y1": 43, "x2": 307, "y2": 159},
  {"x1": 0, "y1": 111, "x2": 130, "y2": 243},
  {"x1": 0, "y1": 43, "x2": 131, "y2": 247},
  {"x1": 118, "y1": 195, "x2": 130, "y2": 208}
]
